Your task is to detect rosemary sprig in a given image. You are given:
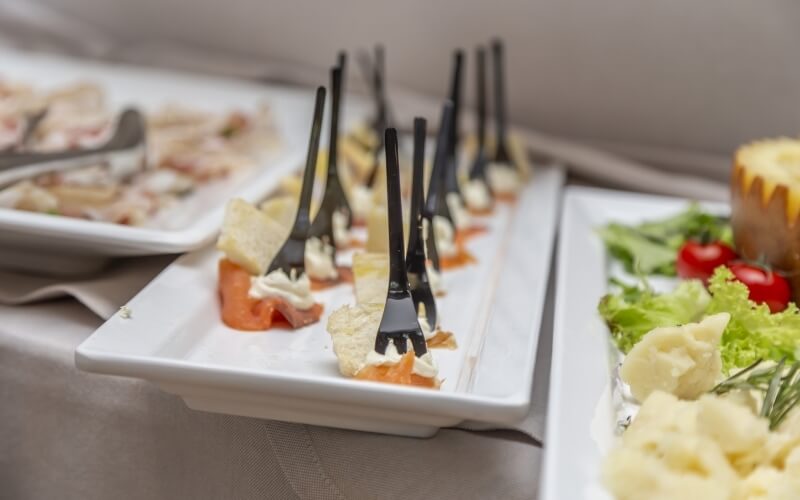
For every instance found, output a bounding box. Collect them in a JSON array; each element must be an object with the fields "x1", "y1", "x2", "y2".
[{"x1": 712, "y1": 358, "x2": 800, "y2": 430}]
